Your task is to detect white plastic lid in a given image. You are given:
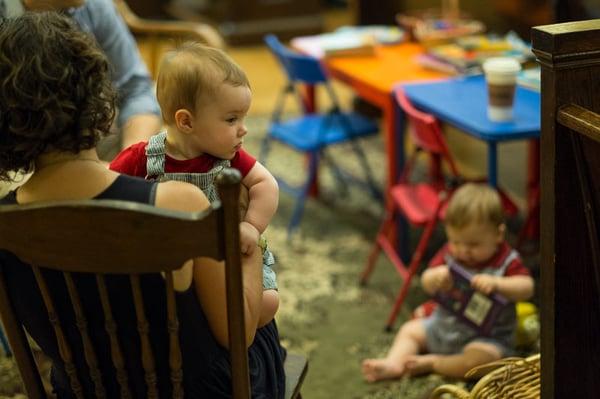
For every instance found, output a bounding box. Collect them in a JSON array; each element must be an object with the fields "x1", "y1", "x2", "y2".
[{"x1": 483, "y1": 57, "x2": 522, "y2": 75}]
